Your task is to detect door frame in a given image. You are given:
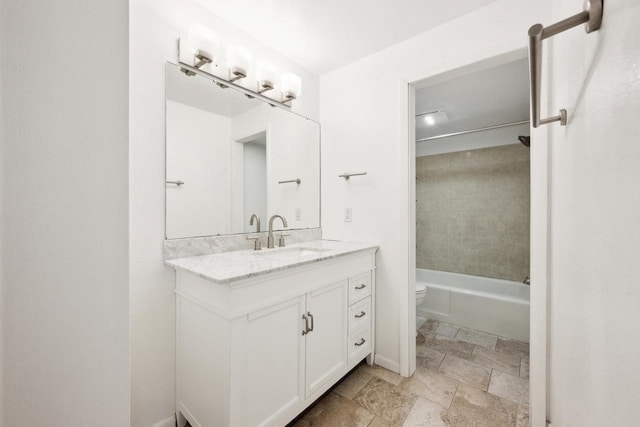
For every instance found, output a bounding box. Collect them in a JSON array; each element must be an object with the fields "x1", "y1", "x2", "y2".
[{"x1": 404, "y1": 48, "x2": 549, "y2": 426}]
